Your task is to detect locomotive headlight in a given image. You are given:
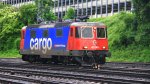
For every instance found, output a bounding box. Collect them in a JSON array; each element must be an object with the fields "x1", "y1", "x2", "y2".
[
  {"x1": 102, "y1": 46, "x2": 106, "y2": 49},
  {"x1": 93, "y1": 27, "x2": 96, "y2": 30},
  {"x1": 83, "y1": 46, "x2": 88, "y2": 49}
]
